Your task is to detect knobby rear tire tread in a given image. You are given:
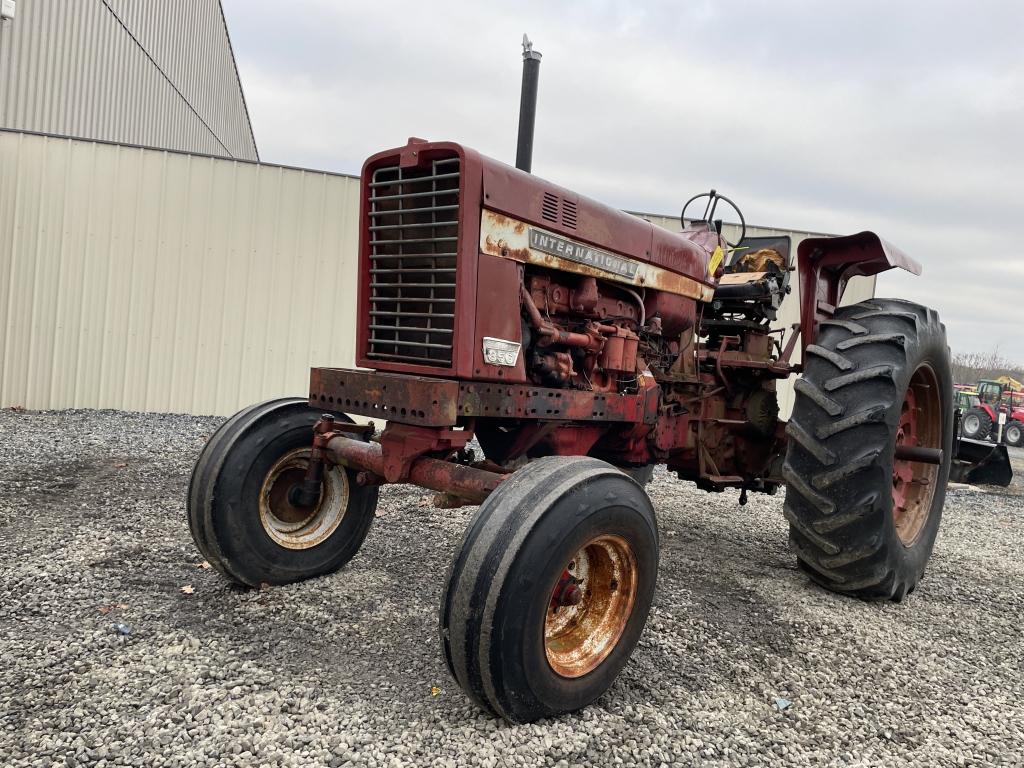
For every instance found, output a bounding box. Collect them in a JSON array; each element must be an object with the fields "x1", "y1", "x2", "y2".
[{"x1": 783, "y1": 299, "x2": 952, "y2": 601}]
